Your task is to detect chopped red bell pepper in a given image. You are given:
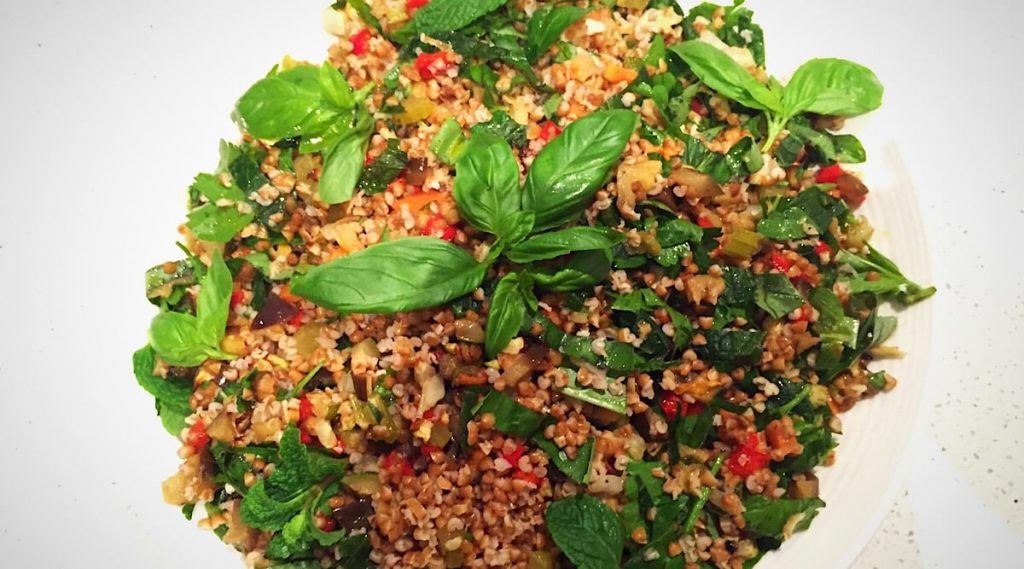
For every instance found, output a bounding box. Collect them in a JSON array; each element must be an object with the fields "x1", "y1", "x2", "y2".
[
  {"x1": 349, "y1": 28, "x2": 372, "y2": 56},
  {"x1": 187, "y1": 421, "x2": 210, "y2": 452},
  {"x1": 383, "y1": 451, "x2": 415, "y2": 477},
  {"x1": 300, "y1": 430, "x2": 315, "y2": 445},
  {"x1": 414, "y1": 50, "x2": 454, "y2": 80},
  {"x1": 288, "y1": 310, "x2": 303, "y2": 327},
  {"x1": 512, "y1": 469, "x2": 544, "y2": 487},
  {"x1": 538, "y1": 120, "x2": 562, "y2": 142},
  {"x1": 298, "y1": 397, "x2": 314, "y2": 422},
  {"x1": 725, "y1": 433, "x2": 771, "y2": 477},
  {"x1": 814, "y1": 241, "x2": 832, "y2": 256},
  {"x1": 659, "y1": 393, "x2": 681, "y2": 420},
  {"x1": 769, "y1": 251, "x2": 792, "y2": 273},
  {"x1": 816, "y1": 164, "x2": 844, "y2": 184},
  {"x1": 697, "y1": 215, "x2": 715, "y2": 228},
  {"x1": 406, "y1": 0, "x2": 430, "y2": 11},
  {"x1": 440, "y1": 226, "x2": 457, "y2": 242},
  {"x1": 230, "y1": 288, "x2": 245, "y2": 310},
  {"x1": 502, "y1": 443, "x2": 527, "y2": 466}
]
